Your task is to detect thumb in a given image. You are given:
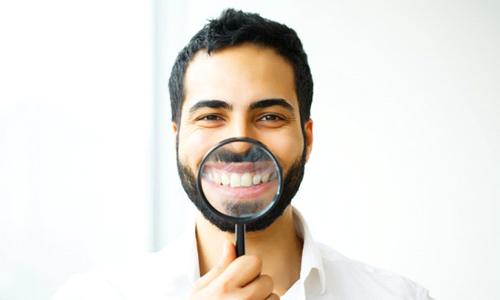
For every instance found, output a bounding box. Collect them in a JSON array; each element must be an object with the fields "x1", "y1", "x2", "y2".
[{"x1": 193, "y1": 240, "x2": 236, "y2": 290}]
